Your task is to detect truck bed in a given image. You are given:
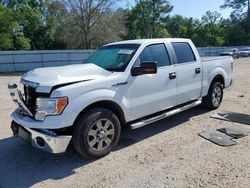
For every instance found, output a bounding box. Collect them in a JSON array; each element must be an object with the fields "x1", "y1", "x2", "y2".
[
  {"x1": 200, "y1": 55, "x2": 233, "y2": 98},
  {"x1": 201, "y1": 56, "x2": 232, "y2": 62}
]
